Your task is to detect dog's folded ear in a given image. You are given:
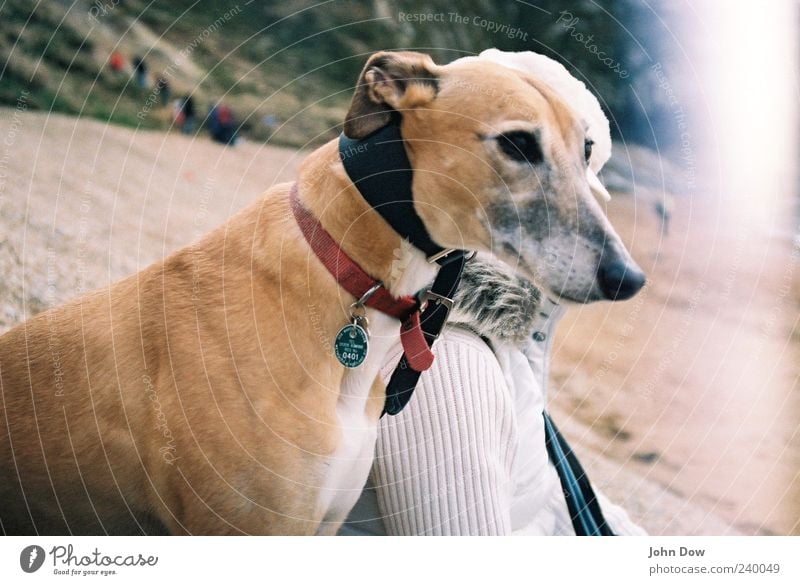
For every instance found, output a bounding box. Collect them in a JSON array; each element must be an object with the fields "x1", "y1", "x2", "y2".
[{"x1": 344, "y1": 51, "x2": 439, "y2": 139}]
